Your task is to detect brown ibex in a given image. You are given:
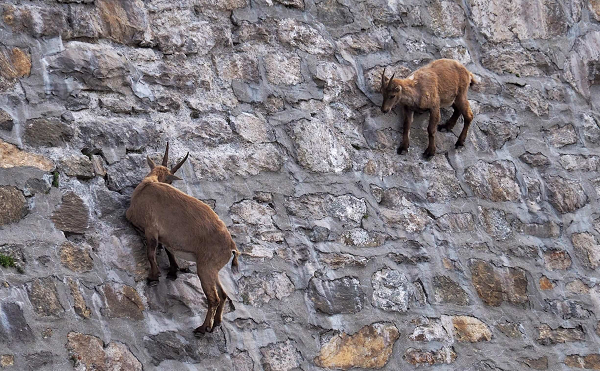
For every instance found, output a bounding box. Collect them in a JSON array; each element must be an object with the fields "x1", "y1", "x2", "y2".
[
  {"x1": 380, "y1": 59, "x2": 477, "y2": 157},
  {"x1": 126, "y1": 144, "x2": 240, "y2": 335}
]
